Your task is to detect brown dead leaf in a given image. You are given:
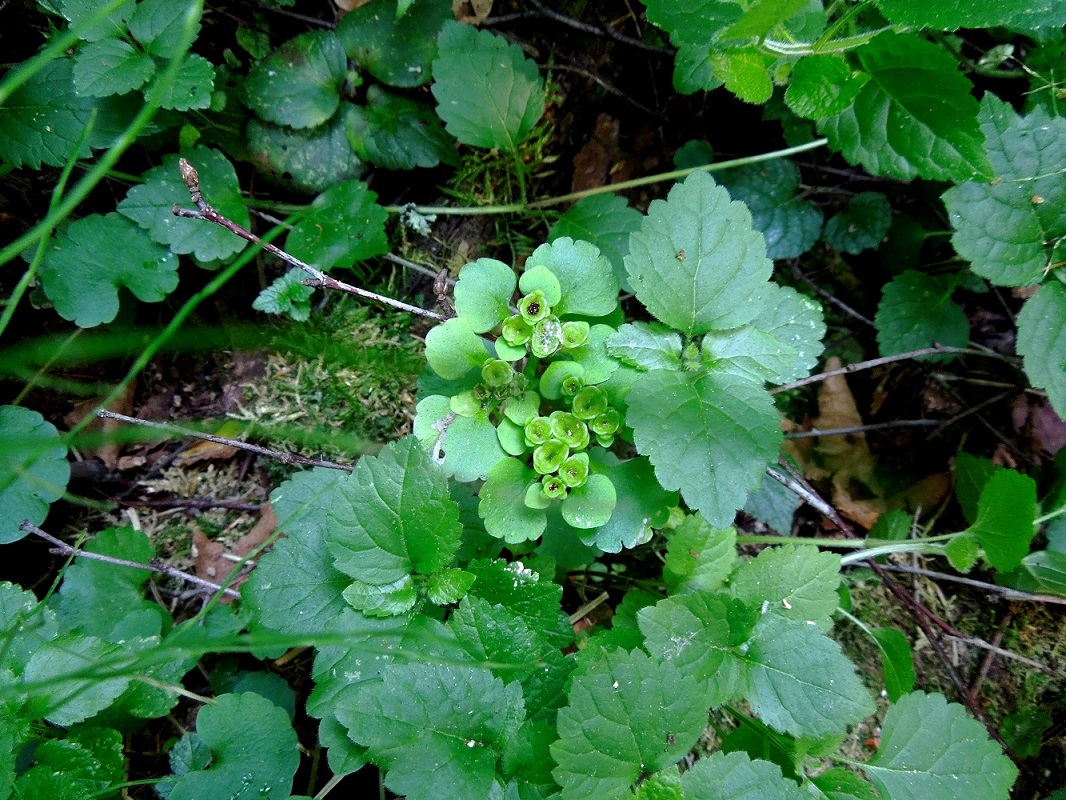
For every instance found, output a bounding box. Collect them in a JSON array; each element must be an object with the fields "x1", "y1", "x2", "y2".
[
  {"x1": 64, "y1": 382, "x2": 136, "y2": 470},
  {"x1": 334, "y1": 0, "x2": 372, "y2": 12},
  {"x1": 232, "y1": 502, "x2": 278, "y2": 557},
  {"x1": 1012, "y1": 395, "x2": 1066, "y2": 461},
  {"x1": 571, "y1": 113, "x2": 620, "y2": 194},
  {"x1": 174, "y1": 420, "x2": 244, "y2": 466},
  {"x1": 454, "y1": 0, "x2": 492, "y2": 24}
]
